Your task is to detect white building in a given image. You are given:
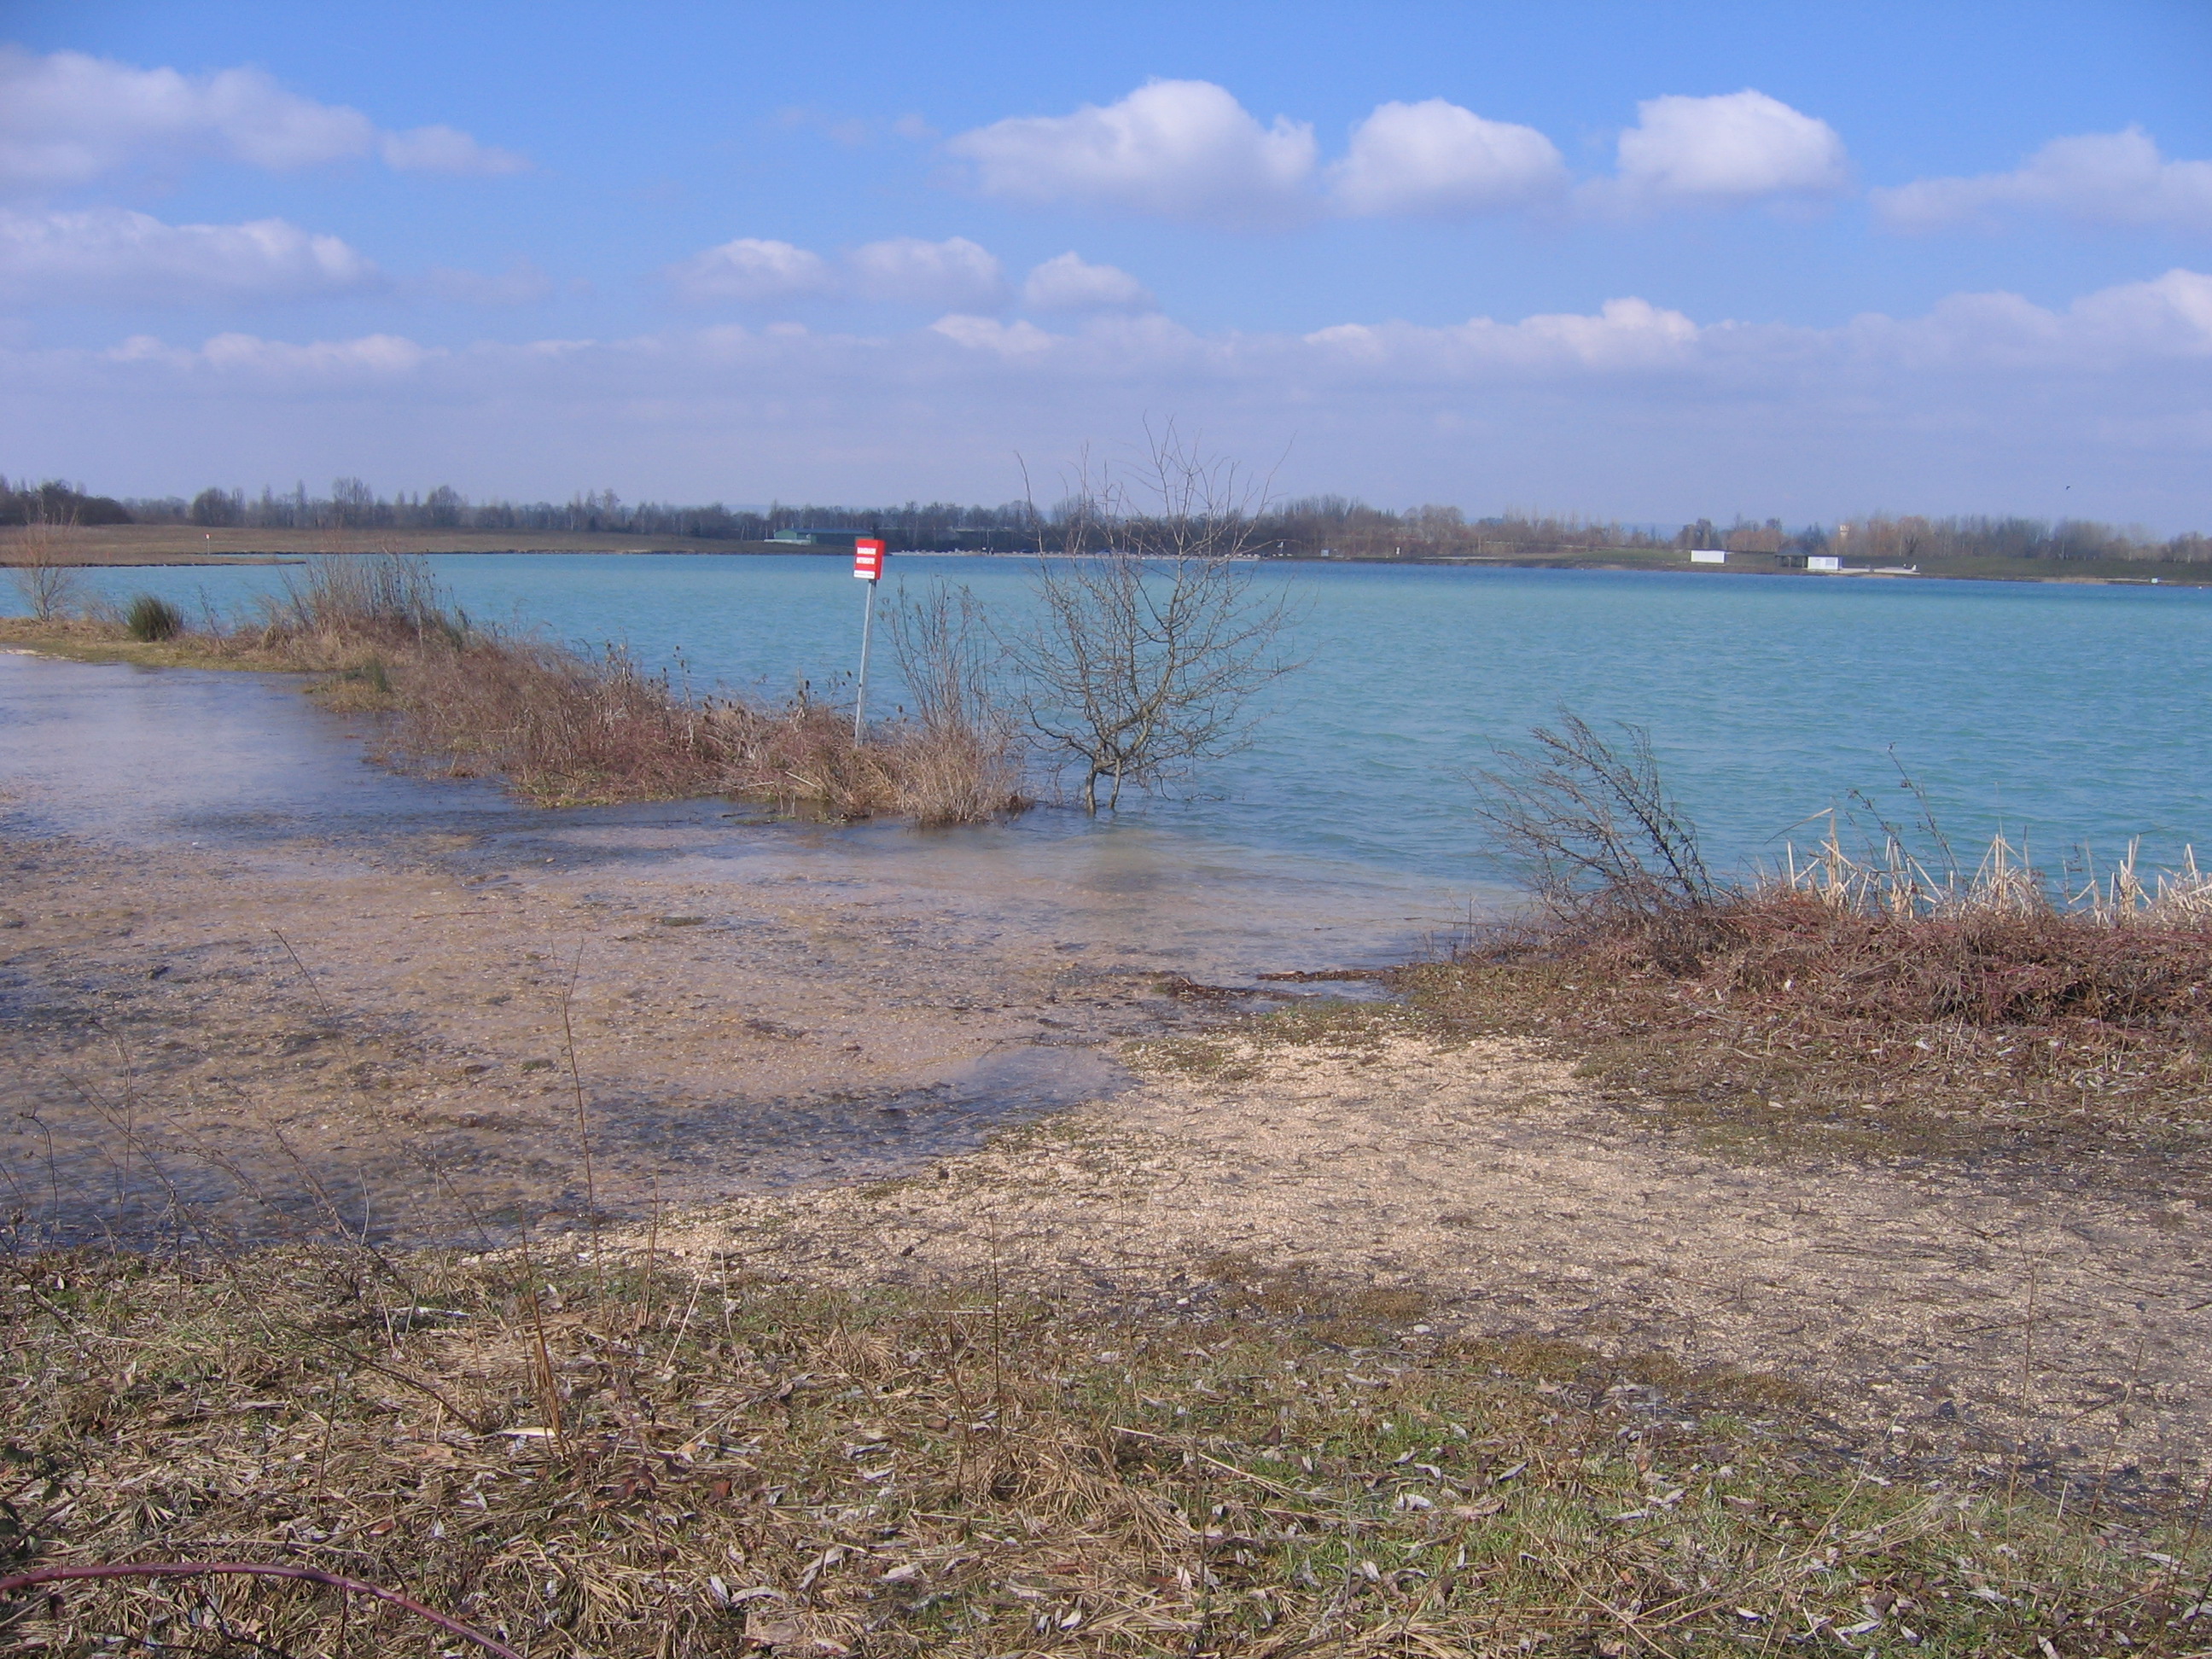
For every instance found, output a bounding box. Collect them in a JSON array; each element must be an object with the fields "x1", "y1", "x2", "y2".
[{"x1": 1689, "y1": 548, "x2": 1727, "y2": 564}]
